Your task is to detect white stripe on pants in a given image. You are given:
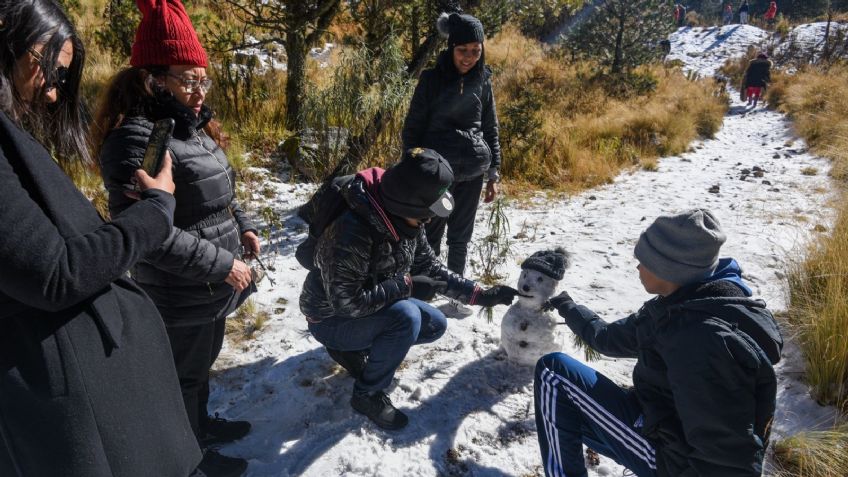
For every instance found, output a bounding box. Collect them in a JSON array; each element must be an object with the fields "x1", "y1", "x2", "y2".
[{"x1": 540, "y1": 367, "x2": 657, "y2": 473}]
